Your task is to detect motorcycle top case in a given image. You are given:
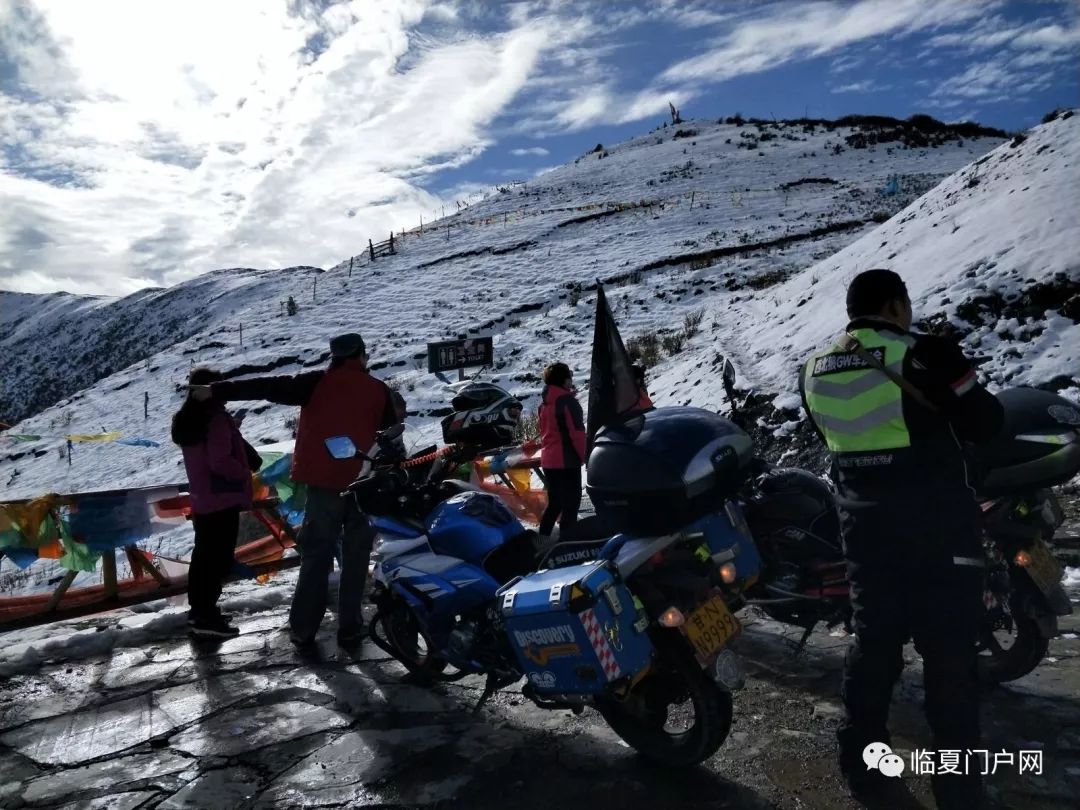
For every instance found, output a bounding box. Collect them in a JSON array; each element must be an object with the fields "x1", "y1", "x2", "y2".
[
  {"x1": 966, "y1": 387, "x2": 1080, "y2": 497},
  {"x1": 587, "y1": 407, "x2": 754, "y2": 535},
  {"x1": 498, "y1": 561, "x2": 653, "y2": 695}
]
